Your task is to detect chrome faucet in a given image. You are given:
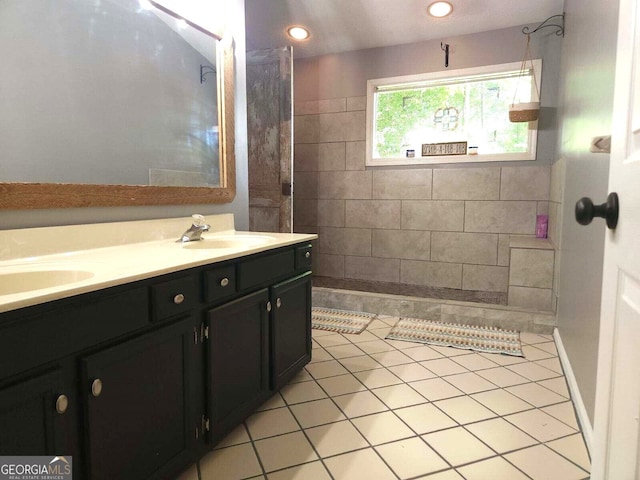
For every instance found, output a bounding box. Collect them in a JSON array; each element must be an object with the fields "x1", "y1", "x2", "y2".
[{"x1": 179, "y1": 214, "x2": 210, "y2": 242}]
